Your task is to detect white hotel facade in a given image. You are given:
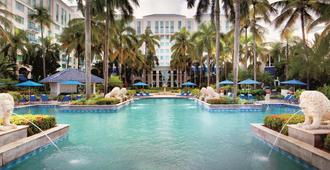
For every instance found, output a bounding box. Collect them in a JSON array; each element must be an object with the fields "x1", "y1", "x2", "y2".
[{"x1": 130, "y1": 14, "x2": 230, "y2": 87}]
